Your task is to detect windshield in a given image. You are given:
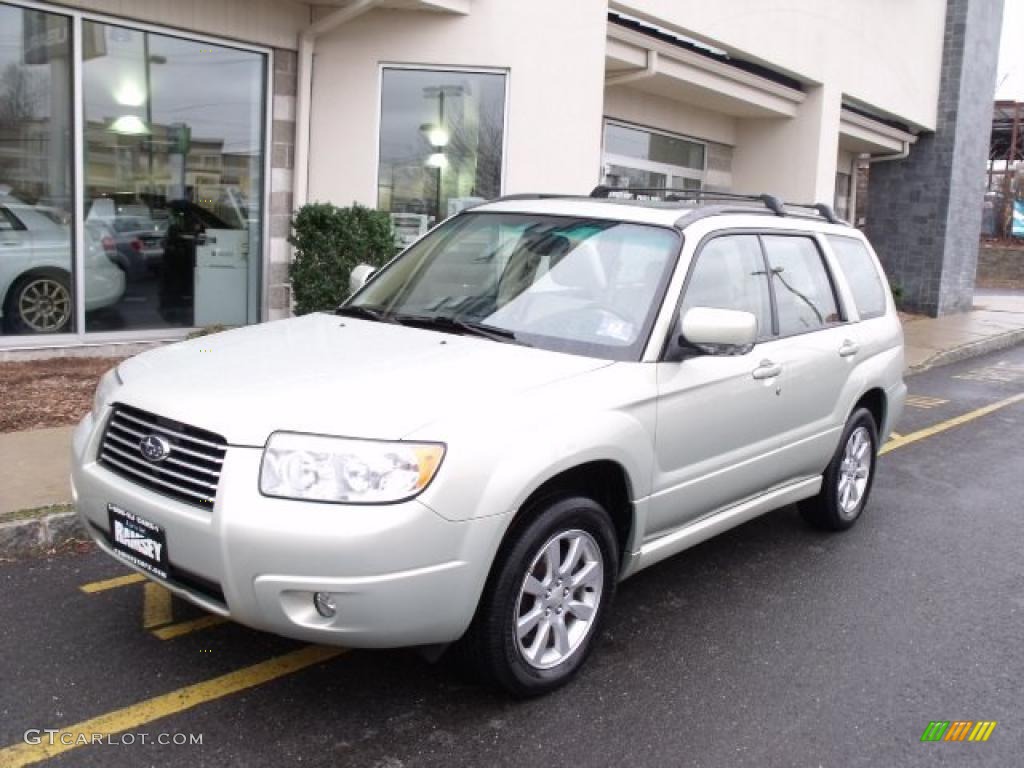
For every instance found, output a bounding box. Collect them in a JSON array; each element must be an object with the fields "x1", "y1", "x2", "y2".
[{"x1": 347, "y1": 213, "x2": 681, "y2": 360}]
